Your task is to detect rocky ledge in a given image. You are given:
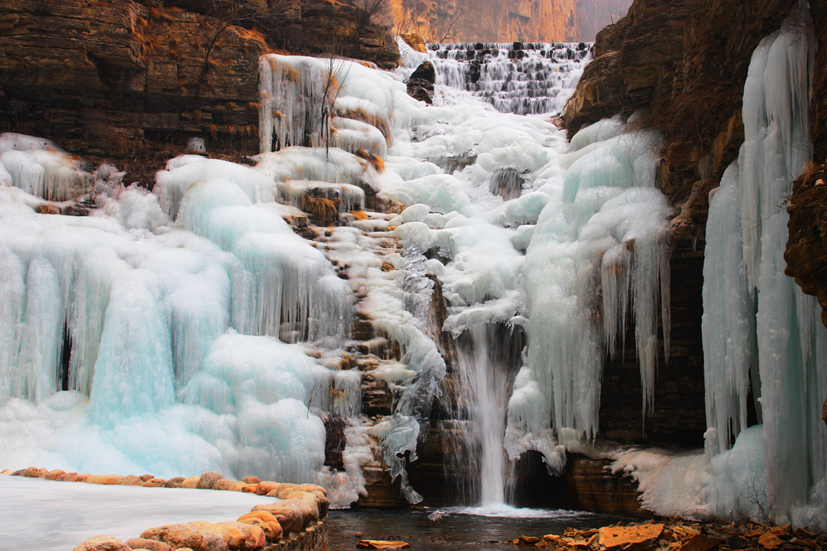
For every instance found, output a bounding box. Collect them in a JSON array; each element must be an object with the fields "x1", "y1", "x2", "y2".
[
  {"x1": 2, "y1": 468, "x2": 329, "y2": 551},
  {"x1": 513, "y1": 519, "x2": 827, "y2": 551}
]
